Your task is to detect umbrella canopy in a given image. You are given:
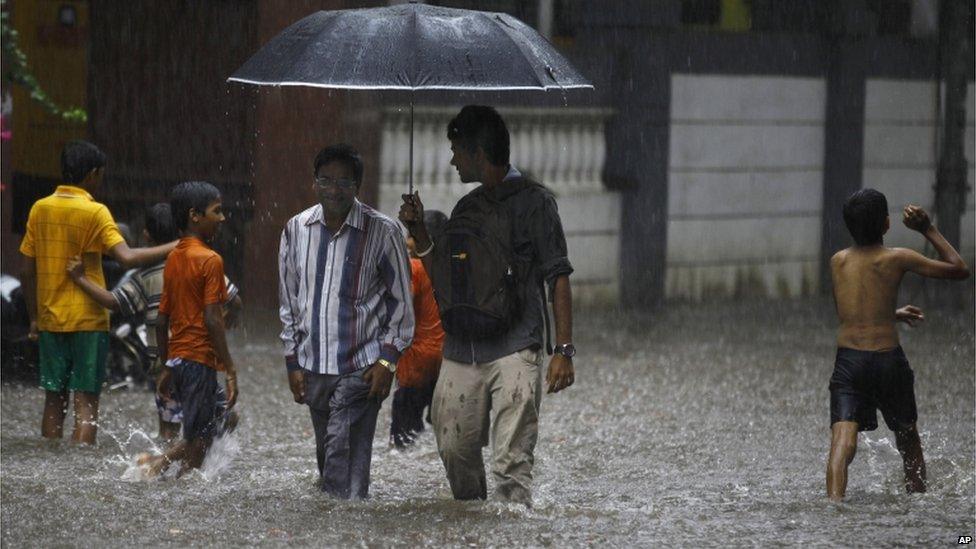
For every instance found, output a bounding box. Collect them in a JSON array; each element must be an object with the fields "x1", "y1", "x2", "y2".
[{"x1": 228, "y1": 3, "x2": 592, "y2": 91}]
